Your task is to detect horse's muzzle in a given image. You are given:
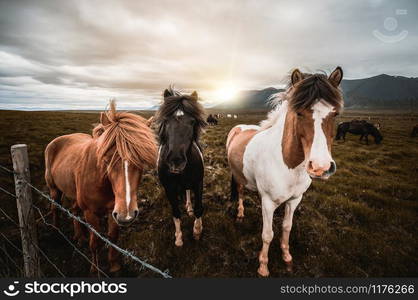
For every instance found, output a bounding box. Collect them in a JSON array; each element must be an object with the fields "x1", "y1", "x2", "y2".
[
  {"x1": 112, "y1": 210, "x2": 138, "y2": 226},
  {"x1": 168, "y1": 161, "x2": 187, "y2": 174},
  {"x1": 309, "y1": 161, "x2": 337, "y2": 180}
]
